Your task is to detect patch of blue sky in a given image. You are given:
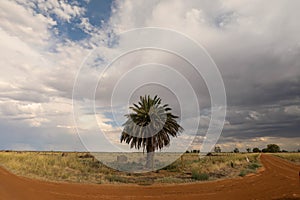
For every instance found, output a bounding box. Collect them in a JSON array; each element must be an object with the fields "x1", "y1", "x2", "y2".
[
  {"x1": 86, "y1": 0, "x2": 114, "y2": 27},
  {"x1": 31, "y1": 0, "x2": 114, "y2": 42},
  {"x1": 104, "y1": 113, "x2": 121, "y2": 128},
  {"x1": 52, "y1": 16, "x2": 87, "y2": 41},
  {"x1": 57, "y1": 0, "x2": 113, "y2": 41}
]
